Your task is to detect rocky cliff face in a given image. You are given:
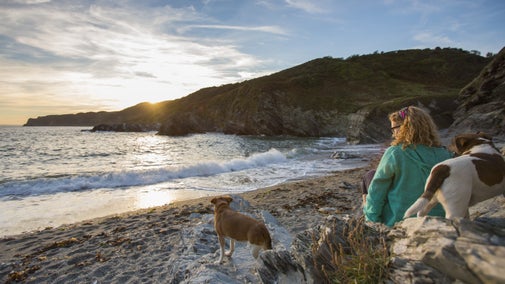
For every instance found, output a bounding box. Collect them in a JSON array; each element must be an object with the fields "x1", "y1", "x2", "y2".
[
  {"x1": 448, "y1": 46, "x2": 505, "y2": 142},
  {"x1": 156, "y1": 90, "x2": 458, "y2": 141},
  {"x1": 158, "y1": 91, "x2": 352, "y2": 137}
]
